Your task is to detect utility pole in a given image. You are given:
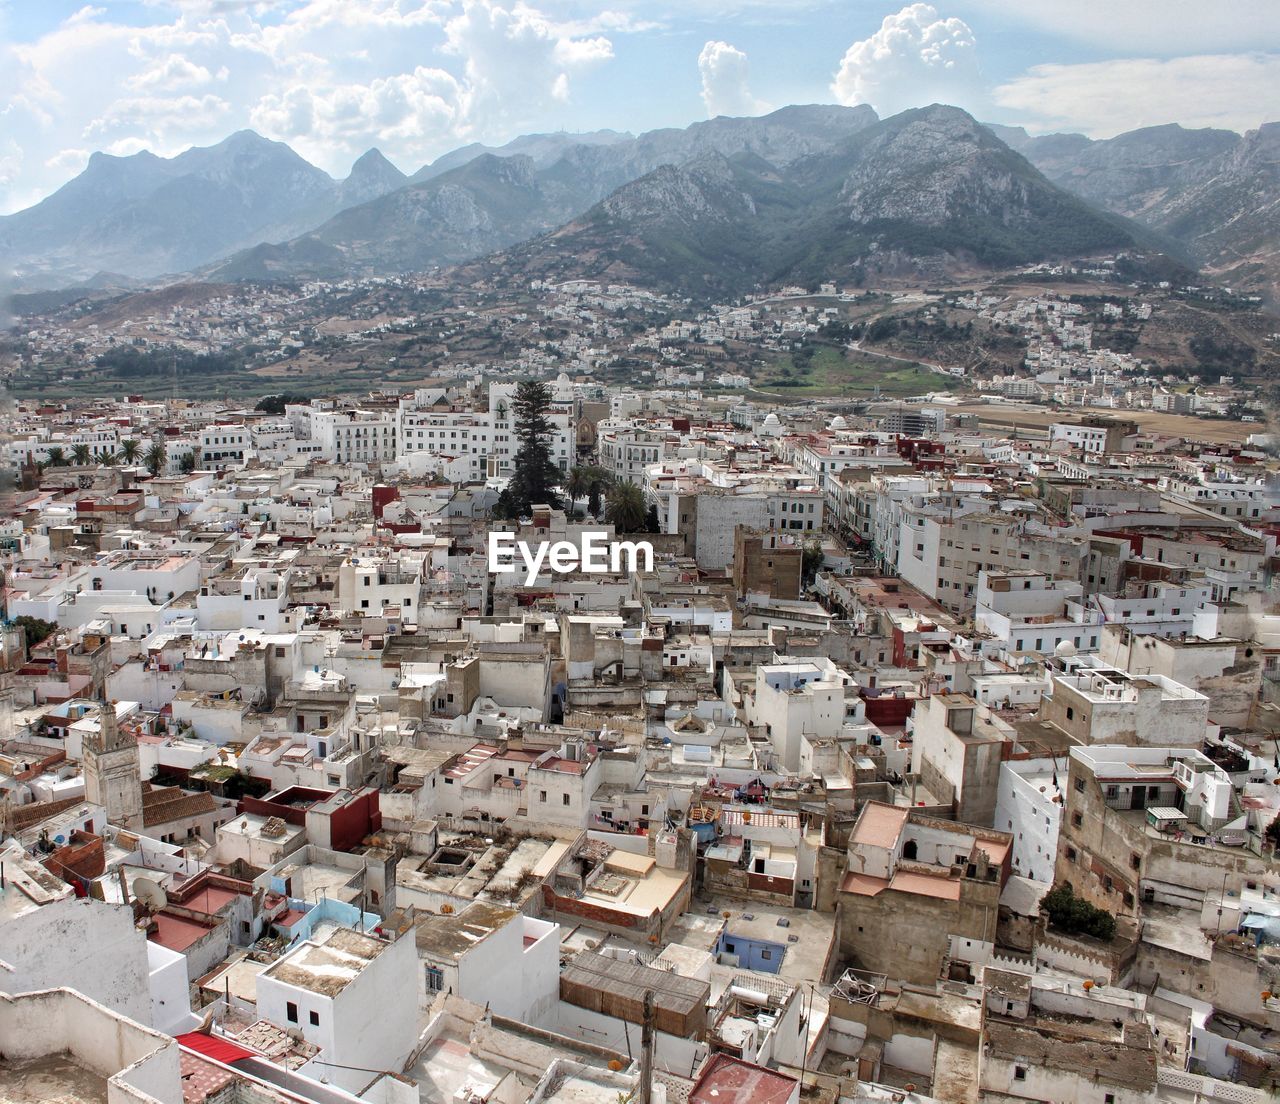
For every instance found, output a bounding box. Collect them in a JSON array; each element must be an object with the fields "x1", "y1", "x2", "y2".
[{"x1": 639, "y1": 989, "x2": 655, "y2": 1104}]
